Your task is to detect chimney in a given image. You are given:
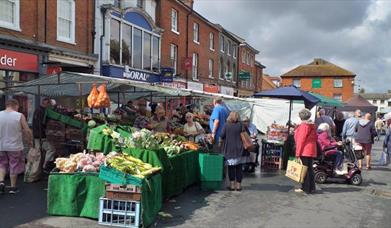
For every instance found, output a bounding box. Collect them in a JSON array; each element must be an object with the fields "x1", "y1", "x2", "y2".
[{"x1": 182, "y1": 0, "x2": 194, "y2": 8}]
